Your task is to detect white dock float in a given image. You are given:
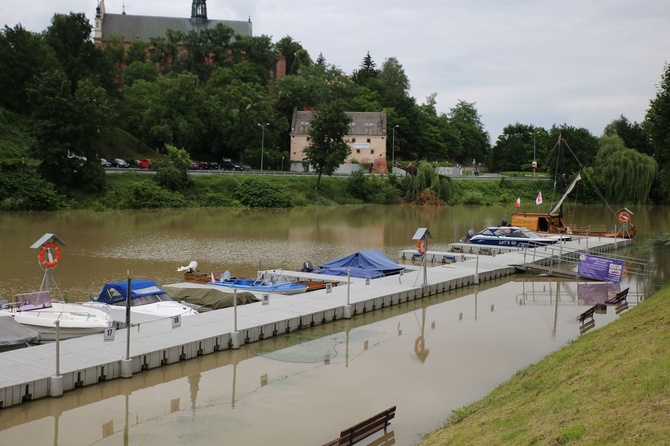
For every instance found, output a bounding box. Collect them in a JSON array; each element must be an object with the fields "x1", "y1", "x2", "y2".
[{"x1": 0, "y1": 235, "x2": 631, "y2": 409}]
